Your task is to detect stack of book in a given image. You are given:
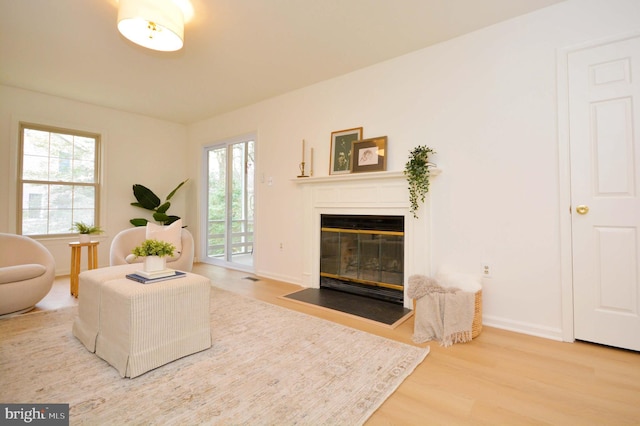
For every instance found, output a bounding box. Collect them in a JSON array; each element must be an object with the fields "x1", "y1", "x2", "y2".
[{"x1": 126, "y1": 269, "x2": 186, "y2": 284}]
